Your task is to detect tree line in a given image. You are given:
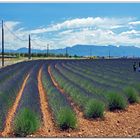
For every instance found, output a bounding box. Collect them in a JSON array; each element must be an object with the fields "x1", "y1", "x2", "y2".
[{"x1": 0, "y1": 52, "x2": 82, "y2": 58}]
